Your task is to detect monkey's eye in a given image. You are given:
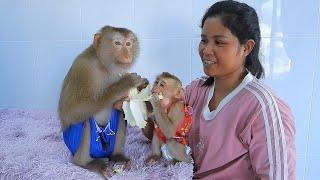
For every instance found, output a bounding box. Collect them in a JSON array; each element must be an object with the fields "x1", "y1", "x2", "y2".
[
  {"x1": 126, "y1": 42, "x2": 131, "y2": 46},
  {"x1": 114, "y1": 41, "x2": 121, "y2": 46}
]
